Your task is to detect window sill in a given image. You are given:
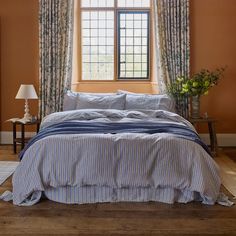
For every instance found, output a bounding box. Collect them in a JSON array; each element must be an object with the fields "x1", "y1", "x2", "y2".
[
  {"x1": 72, "y1": 80, "x2": 152, "y2": 85},
  {"x1": 71, "y1": 81, "x2": 158, "y2": 94}
]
